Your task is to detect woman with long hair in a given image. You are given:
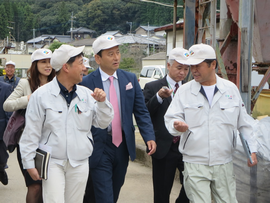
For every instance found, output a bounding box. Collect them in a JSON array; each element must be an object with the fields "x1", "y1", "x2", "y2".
[{"x1": 4, "y1": 48, "x2": 55, "y2": 203}]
